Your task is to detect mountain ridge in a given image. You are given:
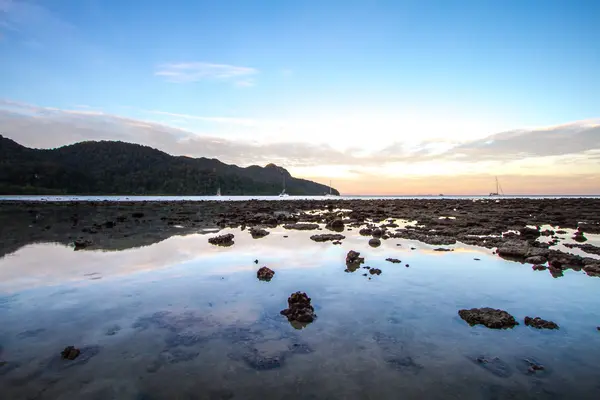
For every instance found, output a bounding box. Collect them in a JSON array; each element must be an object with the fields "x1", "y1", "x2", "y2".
[{"x1": 0, "y1": 135, "x2": 339, "y2": 196}]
